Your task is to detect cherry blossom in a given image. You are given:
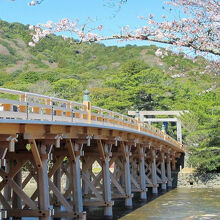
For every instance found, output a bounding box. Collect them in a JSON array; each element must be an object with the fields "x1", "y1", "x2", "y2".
[
  {"x1": 28, "y1": 0, "x2": 219, "y2": 57},
  {"x1": 199, "y1": 83, "x2": 217, "y2": 95},
  {"x1": 28, "y1": 0, "x2": 43, "y2": 6},
  {"x1": 29, "y1": 18, "x2": 104, "y2": 44},
  {"x1": 155, "y1": 49, "x2": 163, "y2": 57}
]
